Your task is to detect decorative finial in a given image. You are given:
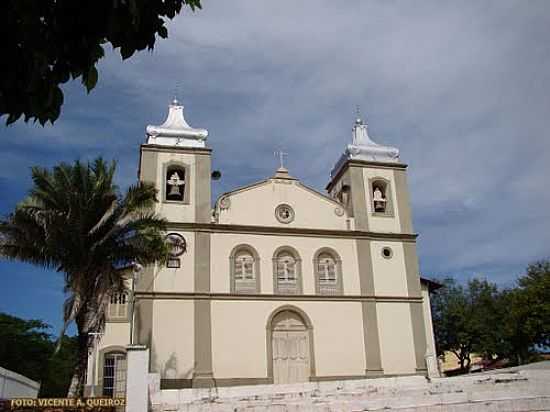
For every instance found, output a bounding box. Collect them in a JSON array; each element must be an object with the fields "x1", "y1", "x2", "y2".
[
  {"x1": 355, "y1": 105, "x2": 363, "y2": 125},
  {"x1": 274, "y1": 150, "x2": 288, "y2": 170},
  {"x1": 172, "y1": 83, "x2": 182, "y2": 105}
]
